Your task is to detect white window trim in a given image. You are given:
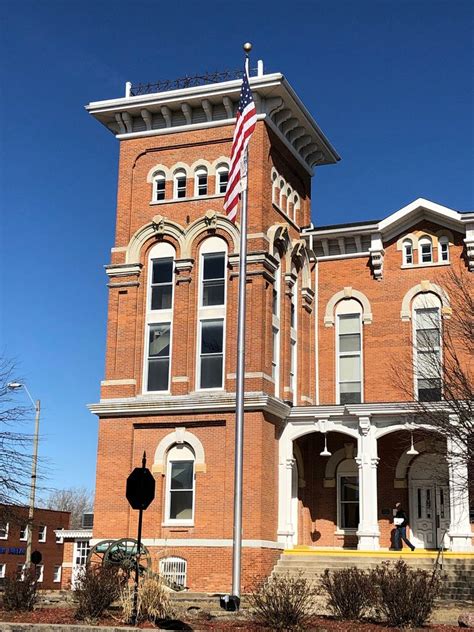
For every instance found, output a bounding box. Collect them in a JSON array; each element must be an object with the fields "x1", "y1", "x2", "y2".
[
  {"x1": 19, "y1": 526, "x2": 28, "y2": 541},
  {"x1": 163, "y1": 445, "x2": 195, "y2": 526},
  {"x1": 196, "y1": 237, "x2": 227, "y2": 392},
  {"x1": 438, "y1": 236, "x2": 450, "y2": 263},
  {"x1": 215, "y1": 164, "x2": 229, "y2": 195},
  {"x1": 152, "y1": 171, "x2": 166, "y2": 202},
  {"x1": 336, "y1": 460, "x2": 359, "y2": 533},
  {"x1": 403, "y1": 239, "x2": 413, "y2": 266},
  {"x1": 0, "y1": 563, "x2": 5, "y2": 578},
  {"x1": 38, "y1": 525, "x2": 47, "y2": 543},
  {"x1": 418, "y1": 236, "x2": 433, "y2": 264},
  {"x1": 173, "y1": 170, "x2": 187, "y2": 199},
  {"x1": 194, "y1": 167, "x2": 208, "y2": 197},
  {"x1": 53, "y1": 564, "x2": 62, "y2": 583},
  {"x1": 143, "y1": 242, "x2": 175, "y2": 394},
  {"x1": 35, "y1": 564, "x2": 44, "y2": 582},
  {"x1": 272, "y1": 259, "x2": 281, "y2": 397},
  {"x1": 412, "y1": 294, "x2": 442, "y2": 401},
  {"x1": 0, "y1": 522, "x2": 8, "y2": 539},
  {"x1": 335, "y1": 301, "x2": 364, "y2": 405},
  {"x1": 290, "y1": 279, "x2": 298, "y2": 404}
]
